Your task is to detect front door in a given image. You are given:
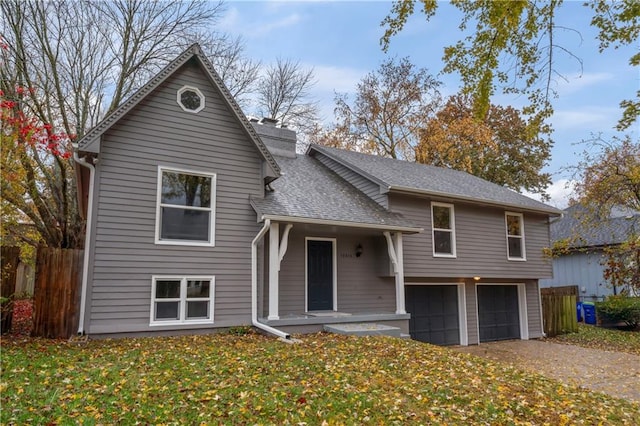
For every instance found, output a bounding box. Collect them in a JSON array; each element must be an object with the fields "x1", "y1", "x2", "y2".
[{"x1": 307, "y1": 239, "x2": 334, "y2": 311}]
